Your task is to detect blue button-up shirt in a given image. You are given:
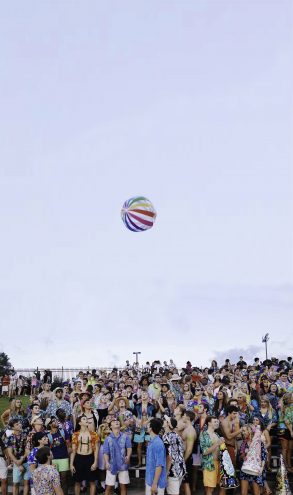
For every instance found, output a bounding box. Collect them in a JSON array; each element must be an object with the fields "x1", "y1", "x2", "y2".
[
  {"x1": 146, "y1": 435, "x2": 167, "y2": 489},
  {"x1": 103, "y1": 432, "x2": 132, "y2": 475}
]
